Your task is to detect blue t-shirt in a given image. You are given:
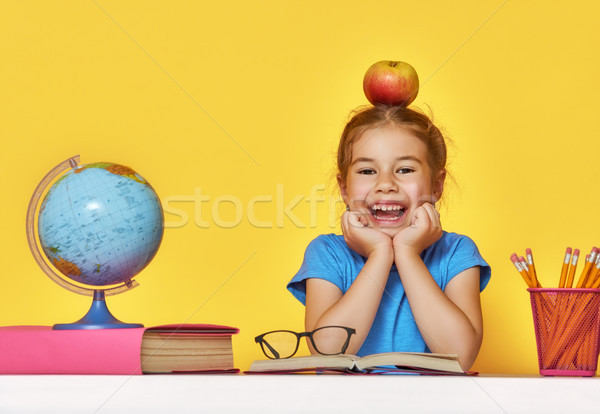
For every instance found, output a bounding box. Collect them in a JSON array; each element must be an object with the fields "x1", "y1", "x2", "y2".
[{"x1": 287, "y1": 232, "x2": 491, "y2": 356}]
